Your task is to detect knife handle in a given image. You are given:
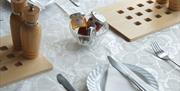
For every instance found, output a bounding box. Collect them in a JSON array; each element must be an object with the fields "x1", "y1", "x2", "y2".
[
  {"x1": 57, "y1": 74, "x2": 76, "y2": 91},
  {"x1": 127, "y1": 76, "x2": 147, "y2": 91}
]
